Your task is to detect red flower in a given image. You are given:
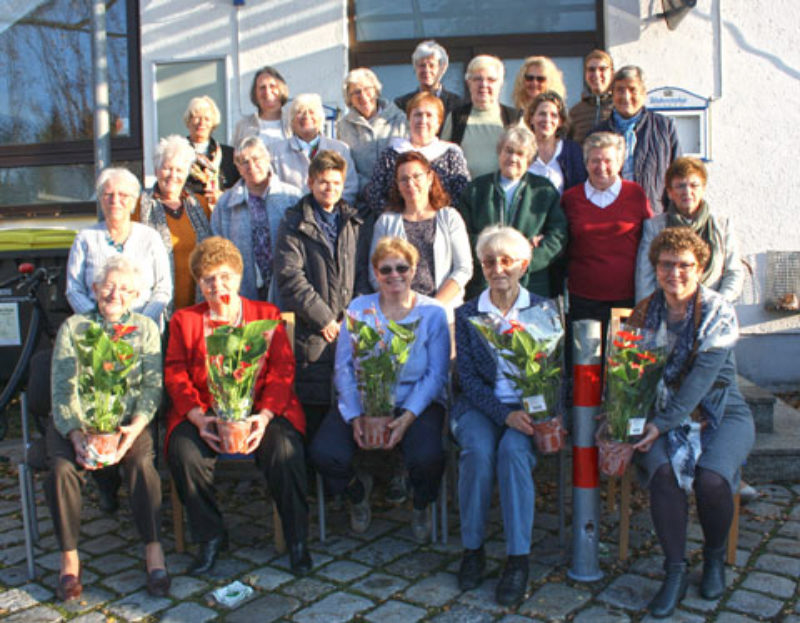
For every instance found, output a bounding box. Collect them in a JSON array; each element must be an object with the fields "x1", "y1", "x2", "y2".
[
  {"x1": 102, "y1": 361, "x2": 114, "y2": 372},
  {"x1": 534, "y1": 352, "x2": 546, "y2": 360},
  {"x1": 616, "y1": 330, "x2": 643, "y2": 342},
  {"x1": 612, "y1": 339, "x2": 627, "y2": 349},
  {"x1": 111, "y1": 324, "x2": 137, "y2": 341},
  {"x1": 118, "y1": 352, "x2": 133, "y2": 362},
  {"x1": 503, "y1": 320, "x2": 524, "y2": 334},
  {"x1": 220, "y1": 294, "x2": 231, "y2": 305},
  {"x1": 233, "y1": 361, "x2": 252, "y2": 381},
  {"x1": 636, "y1": 351, "x2": 656, "y2": 363}
]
